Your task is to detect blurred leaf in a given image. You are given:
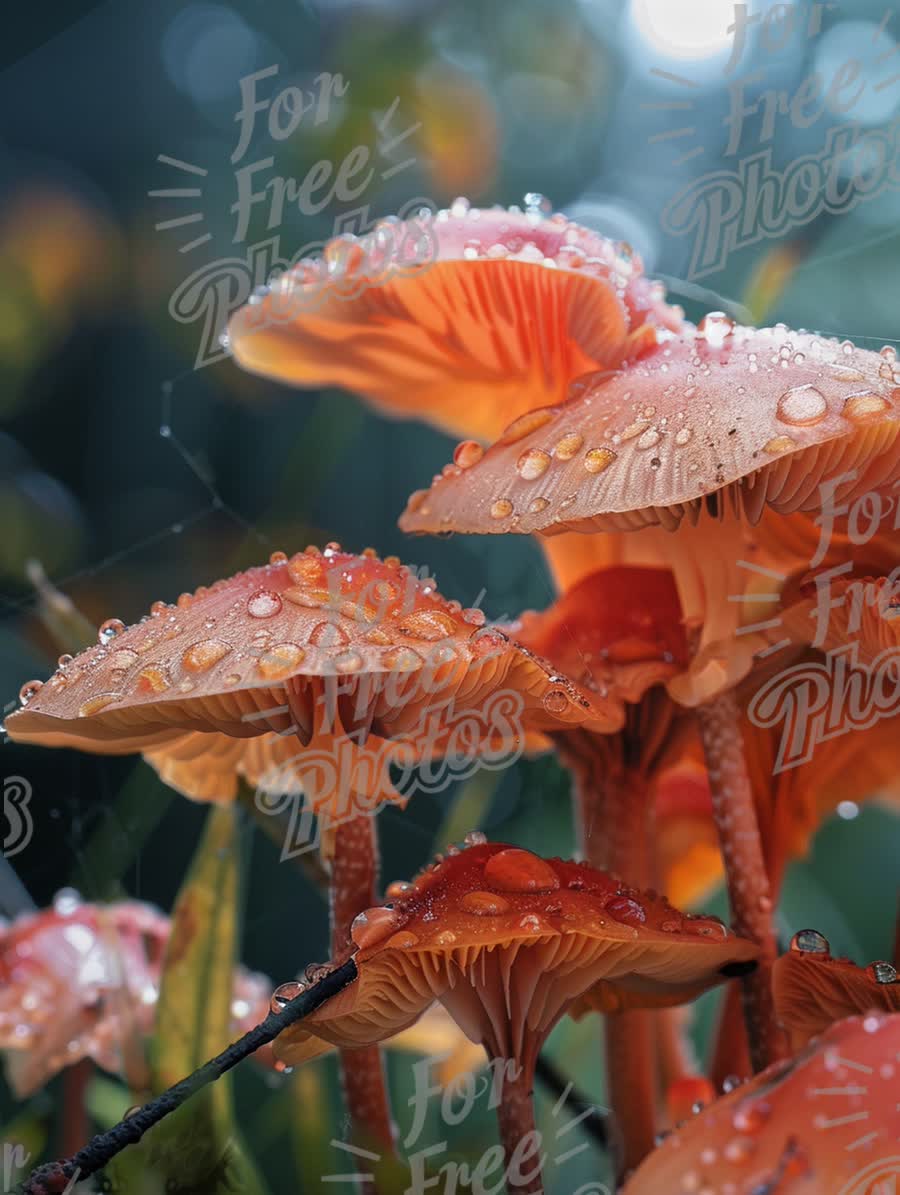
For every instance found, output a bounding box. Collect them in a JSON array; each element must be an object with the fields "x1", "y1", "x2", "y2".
[
  {"x1": 105, "y1": 806, "x2": 269, "y2": 1195},
  {"x1": 435, "y1": 770, "x2": 498, "y2": 850}
]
